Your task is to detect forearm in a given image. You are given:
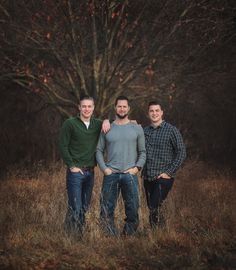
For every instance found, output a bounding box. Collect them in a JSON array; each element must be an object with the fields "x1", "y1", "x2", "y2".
[
  {"x1": 135, "y1": 131, "x2": 146, "y2": 168},
  {"x1": 59, "y1": 146, "x2": 75, "y2": 168},
  {"x1": 96, "y1": 133, "x2": 107, "y2": 171},
  {"x1": 96, "y1": 150, "x2": 107, "y2": 171},
  {"x1": 165, "y1": 129, "x2": 186, "y2": 176},
  {"x1": 59, "y1": 121, "x2": 74, "y2": 167},
  {"x1": 165, "y1": 149, "x2": 186, "y2": 176}
]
